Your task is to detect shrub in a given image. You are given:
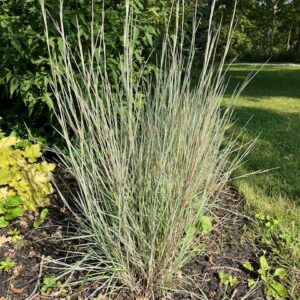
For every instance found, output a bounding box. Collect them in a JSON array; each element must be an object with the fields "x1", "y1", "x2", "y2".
[
  {"x1": 43, "y1": 0, "x2": 249, "y2": 297},
  {"x1": 0, "y1": 0, "x2": 195, "y2": 138},
  {"x1": 0, "y1": 134, "x2": 55, "y2": 227}
]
